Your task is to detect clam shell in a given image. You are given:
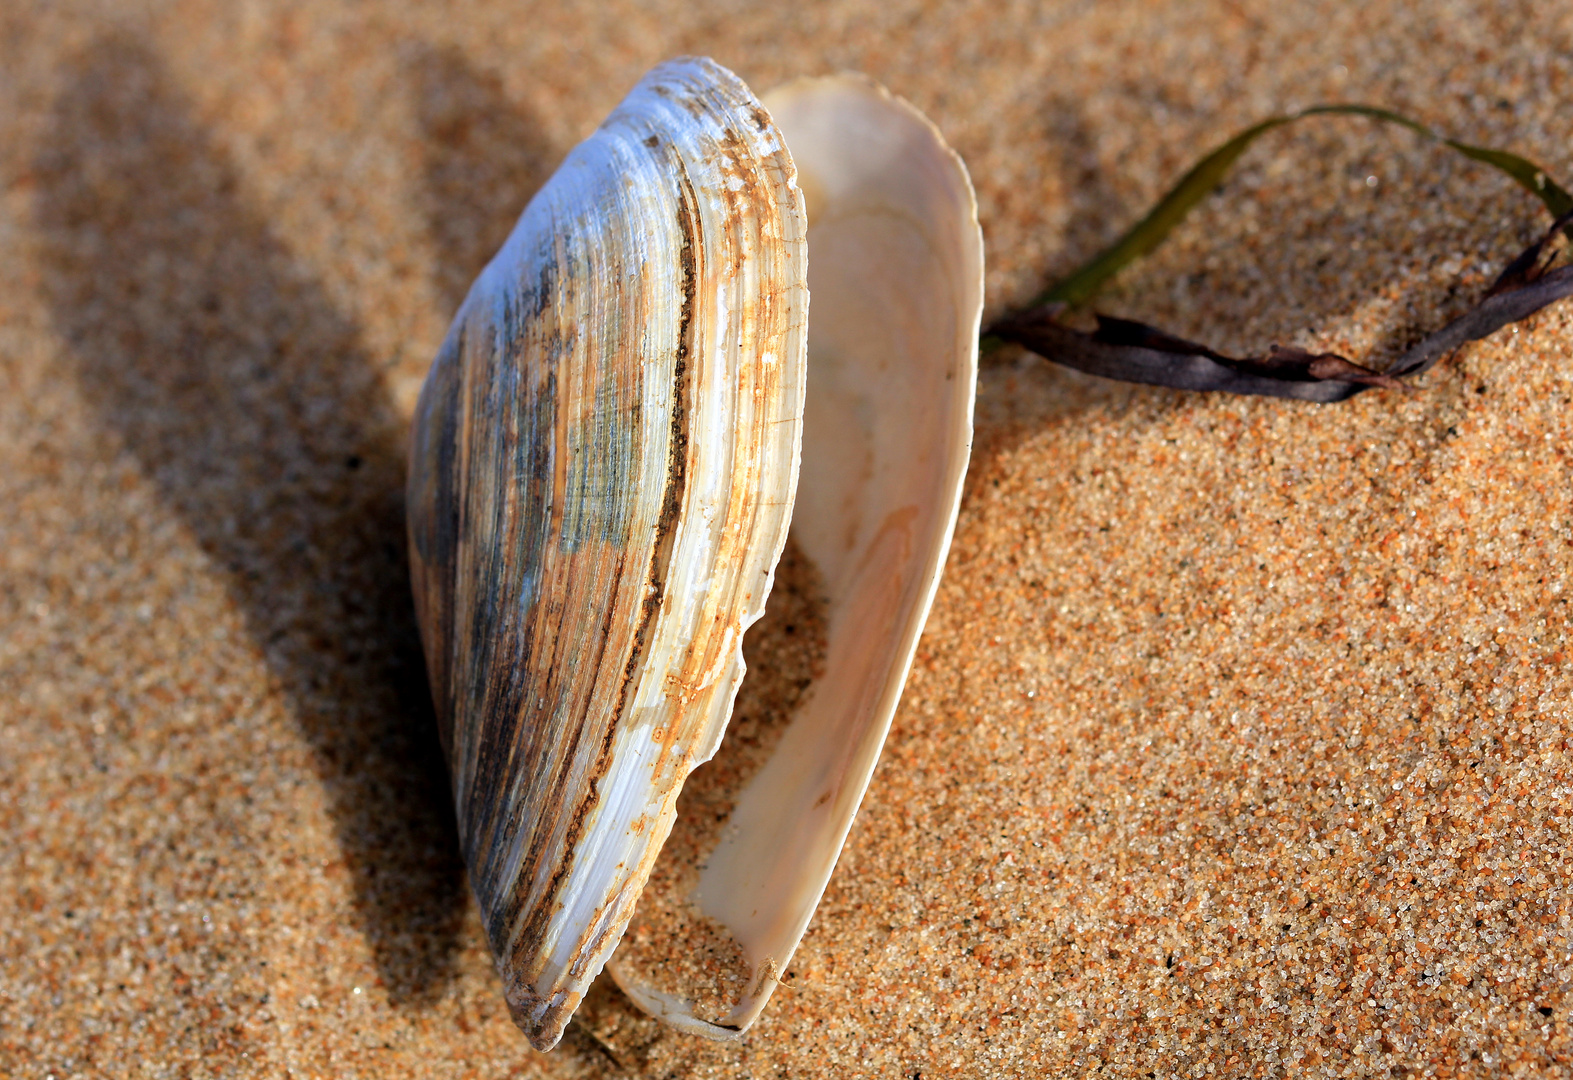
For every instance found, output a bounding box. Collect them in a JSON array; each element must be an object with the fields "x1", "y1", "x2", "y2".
[
  {"x1": 407, "y1": 57, "x2": 982, "y2": 1050},
  {"x1": 408, "y1": 57, "x2": 808, "y2": 1050}
]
